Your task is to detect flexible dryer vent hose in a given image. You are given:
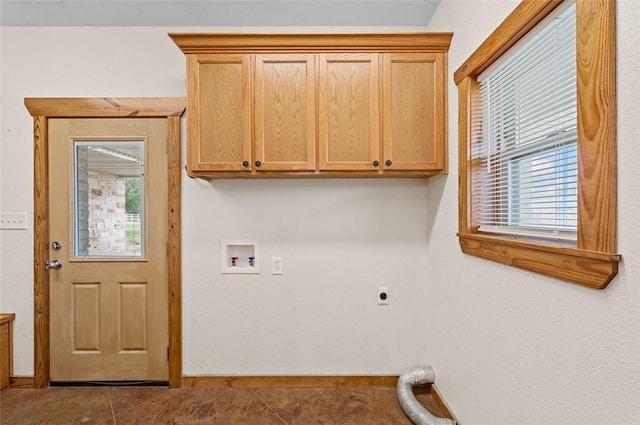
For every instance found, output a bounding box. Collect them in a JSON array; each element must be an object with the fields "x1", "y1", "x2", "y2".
[{"x1": 397, "y1": 366, "x2": 457, "y2": 425}]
